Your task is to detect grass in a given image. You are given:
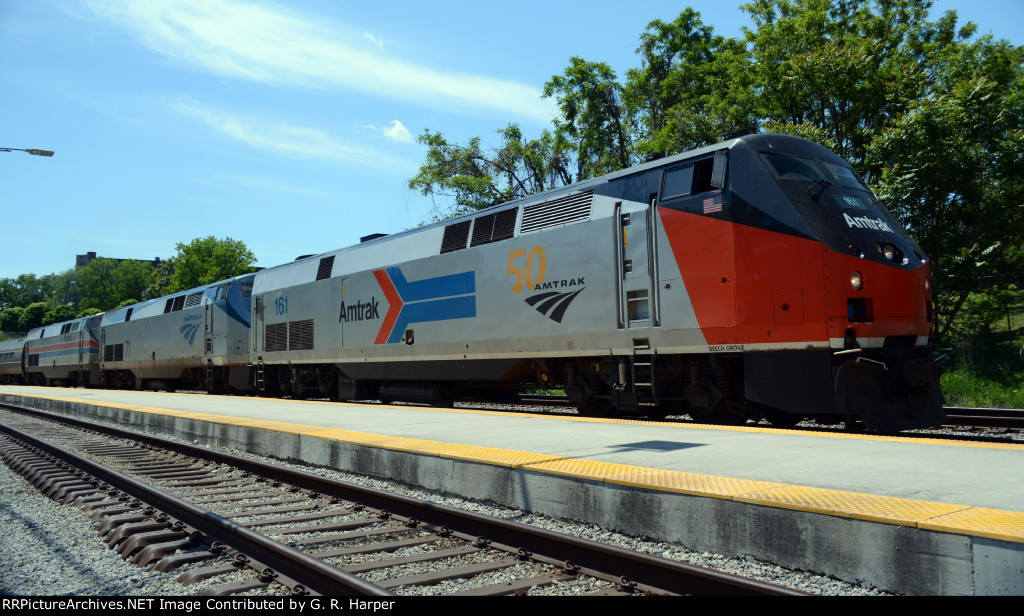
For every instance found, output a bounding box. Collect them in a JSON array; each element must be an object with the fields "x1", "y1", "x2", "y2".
[
  {"x1": 941, "y1": 366, "x2": 1024, "y2": 408},
  {"x1": 937, "y1": 299, "x2": 1024, "y2": 409}
]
